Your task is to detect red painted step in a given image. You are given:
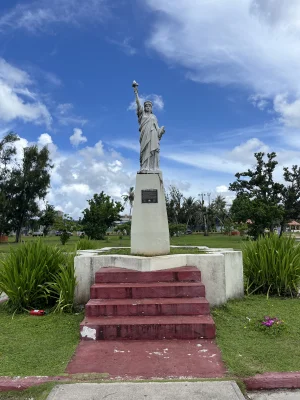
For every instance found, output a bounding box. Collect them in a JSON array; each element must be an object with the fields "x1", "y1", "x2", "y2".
[
  {"x1": 90, "y1": 282, "x2": 205, "y2": 299},
  {"x1": 85, "y1": 297, "x2": 210, "y2": 317},
  {"x1": 95, "y1": 266, "x2": 201, "y2": 284},
  {"x1": 80, "y1": 315, "x2": 216, "y2": 340}
]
